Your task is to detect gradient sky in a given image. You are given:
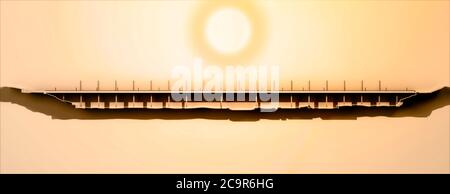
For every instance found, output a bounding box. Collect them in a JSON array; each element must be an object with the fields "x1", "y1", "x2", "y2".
[{"x1": 0, "y1": 0, "x2": 449, "y2": 173}]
